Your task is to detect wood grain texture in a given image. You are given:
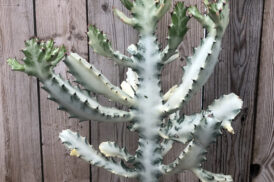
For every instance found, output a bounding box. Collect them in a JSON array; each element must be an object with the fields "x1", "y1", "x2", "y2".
[
  {"x1": 202, "y1": 0, "x2": 264, "y2": 182},
  {"x1": 252, "y1": 0, "x2": 274, "y2": 181},
  {"x1": 35, "y1": 0, "x2": 90, "y2": 181},
  {"x1": 87, "y1": 0, "x2": 138, "y2": 181},
  {"x1": 0, "y1": 0, "x2": 42, "y2": 181}
]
